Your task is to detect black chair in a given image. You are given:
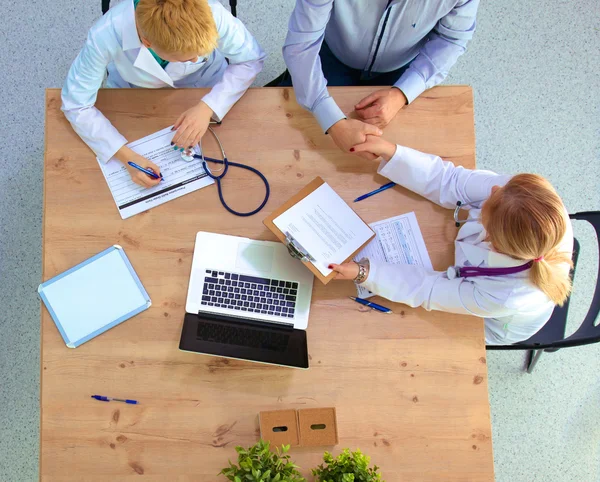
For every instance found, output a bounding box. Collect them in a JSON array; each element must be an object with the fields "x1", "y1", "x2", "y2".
[
  {"x1": 487, "y1": 211, "x2": 600, "y2": 373},
  {"x1": 265, "y1": 70, "x2": 289, "y2": 87},
  {"x1": 102, "y1": 0, "x2": 237, "y2": 16}
]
